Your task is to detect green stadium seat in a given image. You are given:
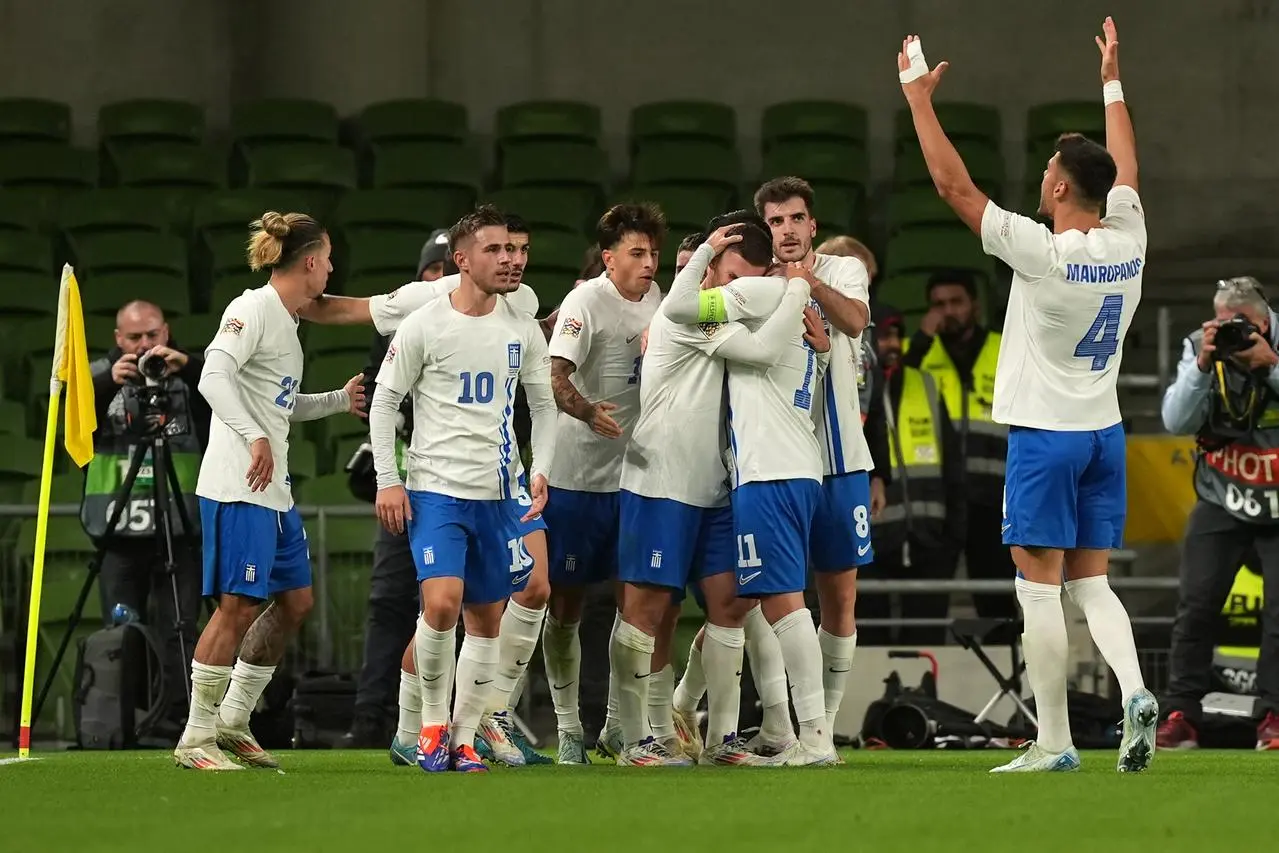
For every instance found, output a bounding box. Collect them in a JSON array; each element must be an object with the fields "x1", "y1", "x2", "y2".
[
  {"x1": 499, "y1": 142, "x2": 609, "y2": 196},
  {"x1": 0, "y1": 98, "x2": 71, "y2": 144},
  {"x1": 0, "y1": 192, "x2": 43, "y2": 233},
  {"x1": 332, "y1": 189, "x2": 455, "y2": 239},
  {"x1": 73, "y1": 233, "x2": 187, "y2": 279},
  {"x1": 0, "y1": 435, "x2": 43, "y2": 499},
  {"x1": 344, "y1": 231, "x2": 430, "y2": 279},
  {"x1": 484, "y1": 187, "x2": 595, "y2": 236},
  {"x1": 631, "y1": 101, "x2": 736, "y2": 151},
  {"x1": 1026, "y1": 101, "x2": 1106, "y2": 149},
  {"x1": 245, "y1": 144, "x2": 357, "y2": 214},
  {"x1": 209, "y1": 272, "x2": 263, "y2": 313},
  {"x1": 204, "y1": 233, "x2": 255, "y2": 284},
  {"x1": 80, "y1": 271, "x2": 191, "y2": 318},
  {"x1": 894, "y1": 141, "x2": 1005, "y2": 197},
  {"x1": 526, "y1": 231, "x2": 590, "y2": 278},
  {"x1": 16, "y1": 516, "x2": 97, "y2": 617},
  {"x1": 887, "y1": 188, "x2": 967, "y2": 234},
  {"x1": 167, "y1": 312, "x2": 219, "y2": 350},
  {"x1": 0, "y1": 143, "x2": 96, "y2": 190},
  {"x1": 332, "y1": 435, "x2": 366, "y2": 474},
  {"x1": 632, "y1": 141, "x2": 740, "y2": 196},
  {"x1": 301, "y1": 353, "x2": 361, "y2": 395},
  {"x1": 368, "y1": 142, "x2": 481, "y2": 214},
  {"x1": 762, "y1": 140, "x2": 869, "y2": 190},
  {"x1": 58, "y1": 190, "x2": 171, "y2": 242},
  {"x1": 344, "y1": 272, "x2": 409, "y2": 299},
  {"x1": 0, "y1": 233, "x2": 53, "y2": 276},
  {"x1": 519, "y1": 272, "x2": 574, "y2": 317},
  {"x1": 112, "y1": 143, "x2": 224, "y2": 190},
  {"x1": 761, "y1": 101, "x2": 869, "y2": 151},
  {"x1": 875, "y1": 272, "x2": 934, "y2": 317},
  {"x1": 884, "y1": 227, "x2": 996, "y2": 286},
  {"x1": 620, "y1": 185, "x2": 726, "y2": 236},
  {"x1": 231, "y1": 99, "x2": 340, "y2": 149},
  {"x1": 356, "y1": 99, "x2": 469, "y2": 147},
  {"x1": 288, "y1": 438, "x2": 319, "y2": 485},
  {"x1": 98, "y1": 99, "x2": 205, "y2": 146},
  {"x1": 810, "y1": 186, "x2": 861, "y2": 239},
  {"x1": 496, "y1": 101, "x2": 601, "y2": 147},
  {"x1": 894, "y1": 102, "x2": 1001, "y2": 149},
  {"x1": 191, "y1": 189, "x2": 314, "y2": 240},
  {"x1": 20, "y1": 470, "x2": 84, "y2": 504},
  {"x1": 305, "y1": 323, "x2": 374, "y2": 358},
  {"x1": 0, "y1": 398, "x2": 27, "y2": 435}
]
